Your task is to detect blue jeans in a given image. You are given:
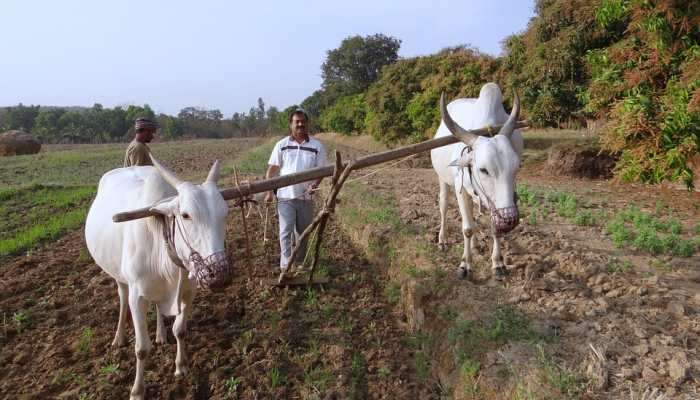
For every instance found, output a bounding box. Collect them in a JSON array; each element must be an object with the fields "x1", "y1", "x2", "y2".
[{"x1": 277, "y1": 199, "x2": 314, "y2": 268}]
